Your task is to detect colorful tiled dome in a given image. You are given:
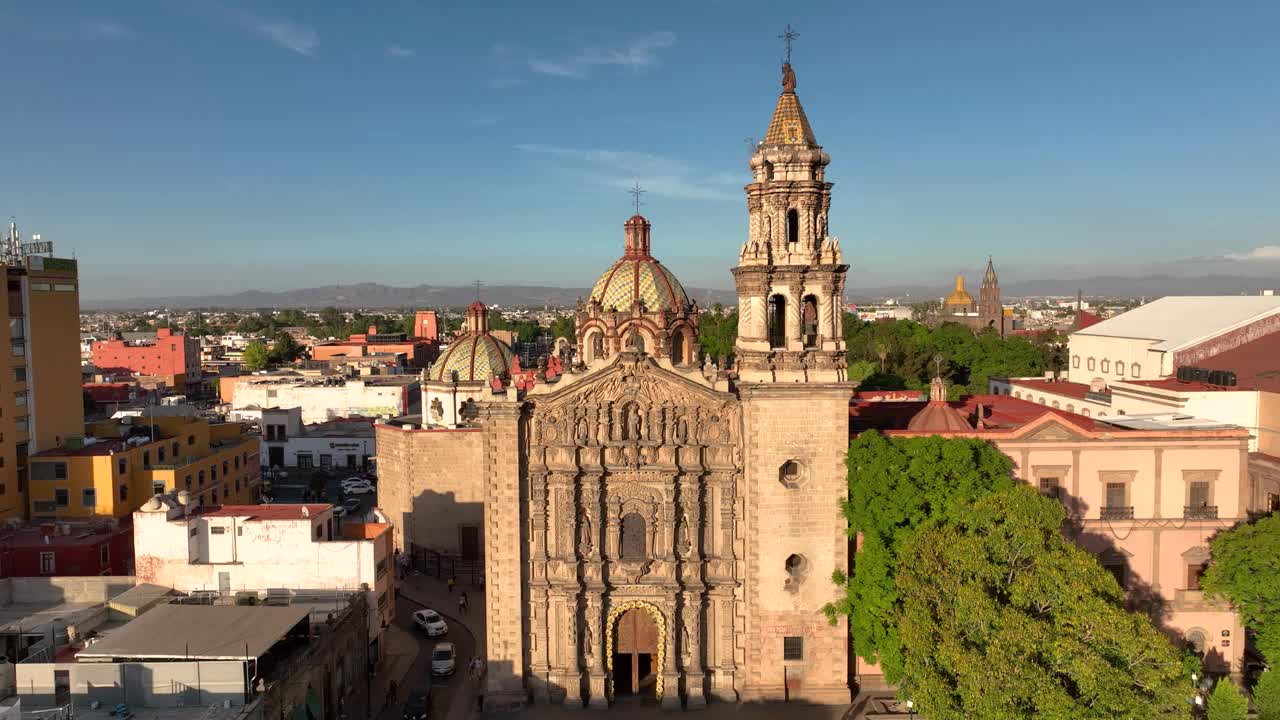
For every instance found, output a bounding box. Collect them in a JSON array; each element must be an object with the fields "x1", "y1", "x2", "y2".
[
  {"x1": 430, "y1": 334, "x2": 515, "y2": 382},
  {"x1": 590, "y1": 257, "x2": 690, "y2": 314}
]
